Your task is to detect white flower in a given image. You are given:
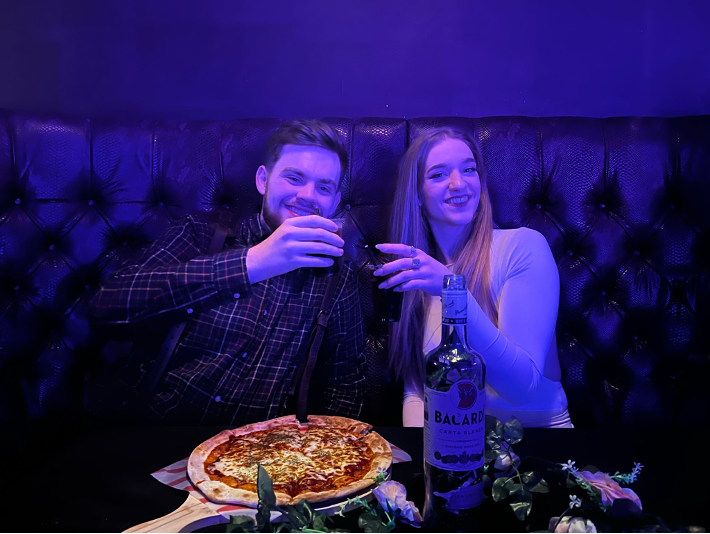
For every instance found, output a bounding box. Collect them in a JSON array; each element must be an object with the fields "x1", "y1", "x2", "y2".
[
  {"x1": 561, "y1": 460, "x2": 578, "y2": 474},
  {"x1": 371, "y1": 480, "x2": 422, "y2": 526},
  {"x1": 549, "y1": 516, "x2": 597, "y2": 533},
  {"x1": 569, "y1": 495, "x2": 582, "y2": 508}
]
